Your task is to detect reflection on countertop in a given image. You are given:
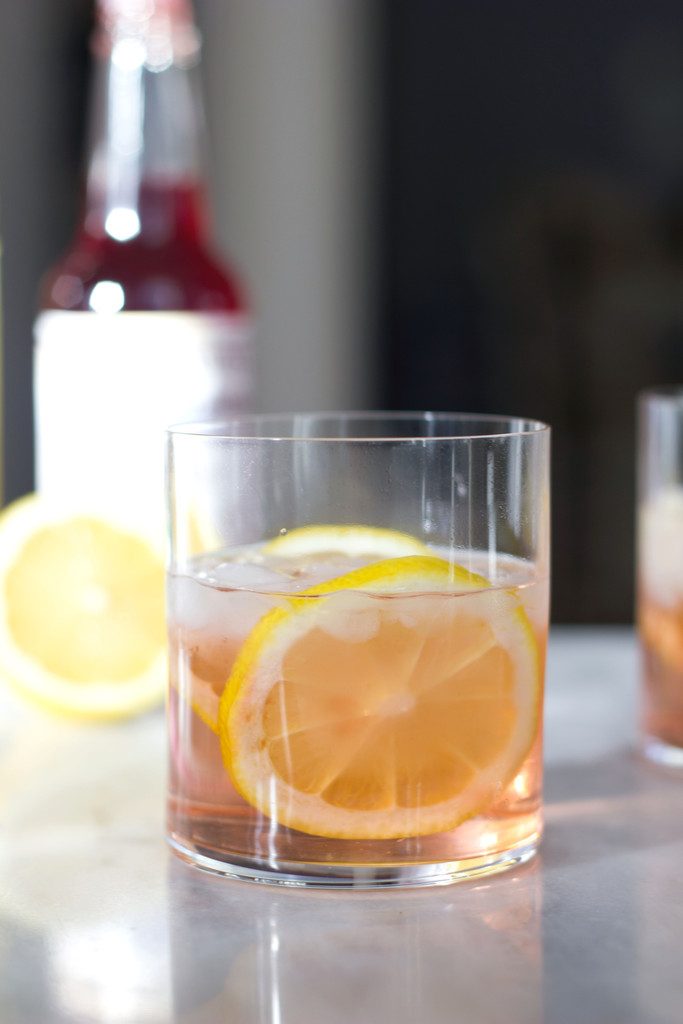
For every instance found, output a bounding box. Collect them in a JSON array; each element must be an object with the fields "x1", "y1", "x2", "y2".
[
  {"x1": 2, "y1": 629, "x2": 683, "y2": 1023},
  {"x1": 169, "y1": 858, "x2": 541, "y2": 1024}
]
